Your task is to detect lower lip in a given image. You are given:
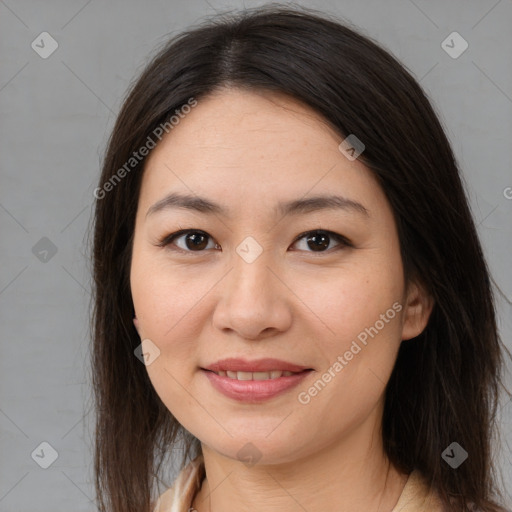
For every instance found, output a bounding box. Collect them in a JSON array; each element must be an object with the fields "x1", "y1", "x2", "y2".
[{"x1": 202, "y1": 369, "x2": 313, "y2": 402}]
